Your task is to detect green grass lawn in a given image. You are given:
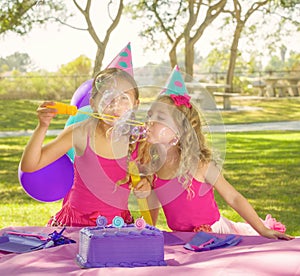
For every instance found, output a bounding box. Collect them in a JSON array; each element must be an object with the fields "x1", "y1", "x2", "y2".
[
  {"x1": 1, "y1": 98, "x2": 300, "y2": 130},
  {"x1": 1, "y1": 132, "x2": 299, "y2": 235},
  {"x1": 0, "y1": 99, "x2": 299, "y2": 236},
  {"x1": 0, "y1": 99, "x2": 70, "y2": 131},
  {"x1": 217, "y1": 131, "x2": 300, "y2": 236},
  {"x1": 219, "y1": 97, "x2": 300, "y2": 124}
]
